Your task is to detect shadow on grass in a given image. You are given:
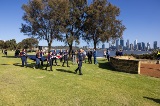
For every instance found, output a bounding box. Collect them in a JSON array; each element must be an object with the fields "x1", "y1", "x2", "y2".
[
  {"x1": 98, "y1": 62, "x2": 116, "y2": 71},
  {"x1": 13, "y1": 63, "x2": 46, "y2": 70},
  {"x1": 56, "y1": 69, "x2": 75, "y2": 74},
  {"x1": 2, "y1": 56, "x2": 17, "y2": 58},
  {"x1": 1, "y1": 64, "x2": 10, "y2": 65},
  {"x1": 143, "y1": 96, "x2": 160, "y2": 104}
]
